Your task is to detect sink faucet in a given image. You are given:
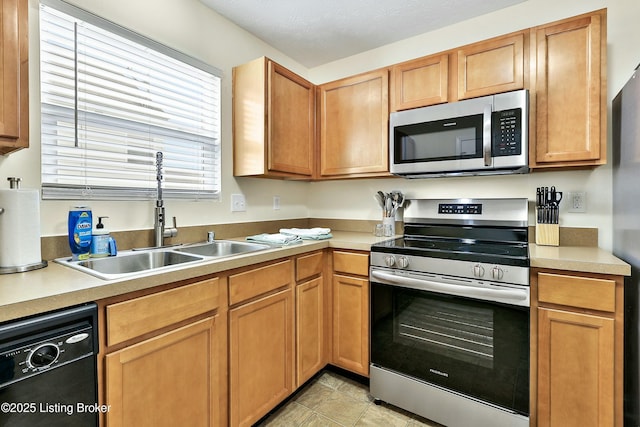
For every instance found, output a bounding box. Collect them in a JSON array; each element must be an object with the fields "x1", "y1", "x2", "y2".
[{"x1": 154, "y1": 152, "x2": 178, "y2": 247}]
